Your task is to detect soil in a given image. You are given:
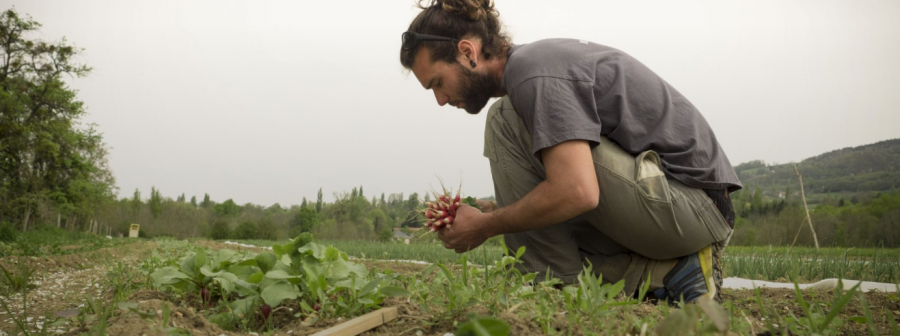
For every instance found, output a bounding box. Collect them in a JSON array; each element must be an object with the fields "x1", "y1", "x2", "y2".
[
  {"x1": 3, "y1": 240, "x2": 897, "y2": 336},
  {"x1": 723, "y1": 287, "x2": 900, "y2": 336},
  {"x1": 76, "y1": 299, "x2": 236, "y2": 336},
  {"x1": 0, "y1": 240, "x2": 156, "y2": 334}
]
